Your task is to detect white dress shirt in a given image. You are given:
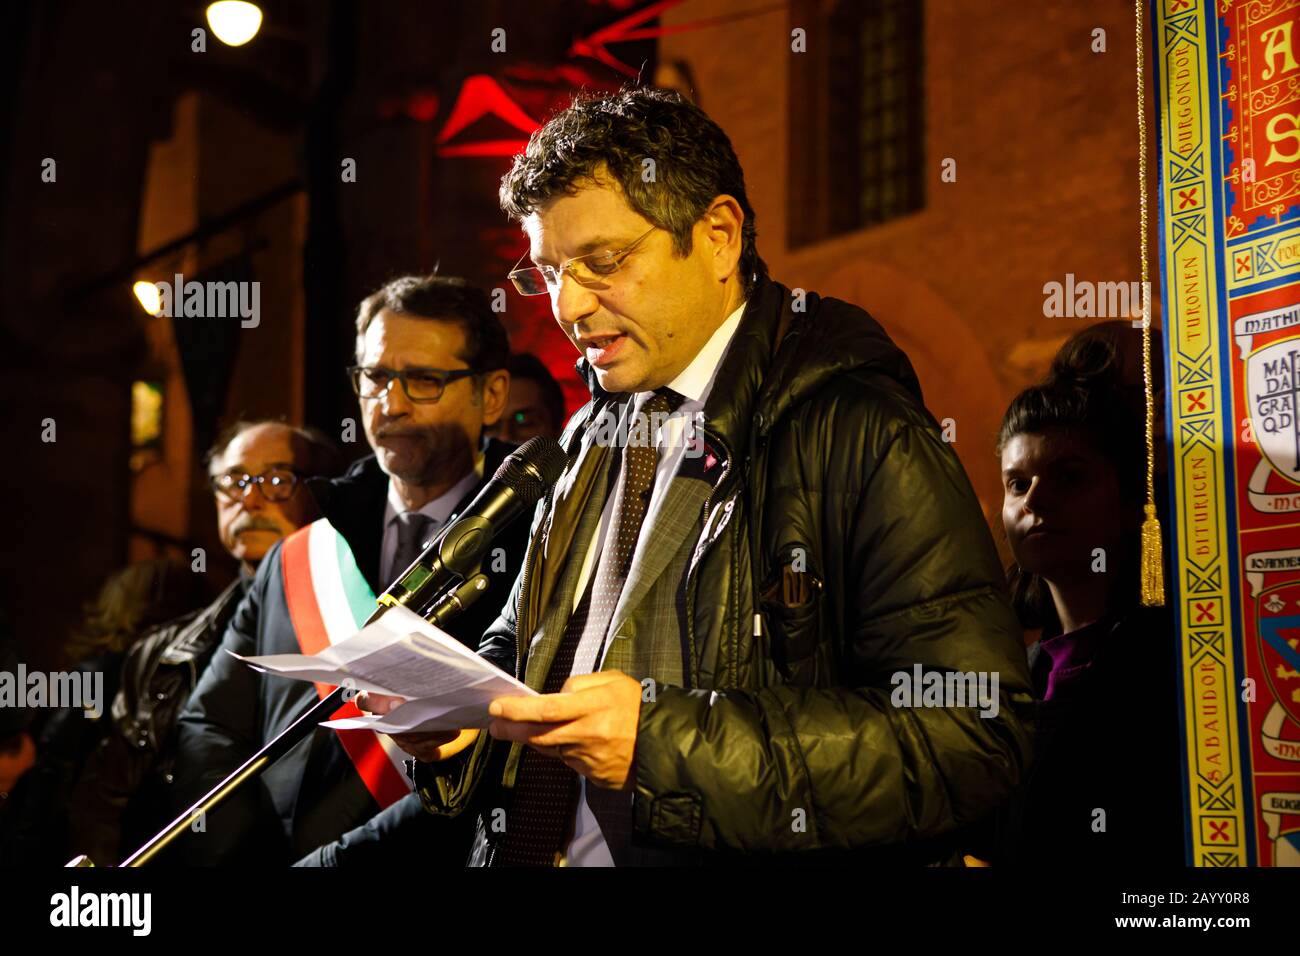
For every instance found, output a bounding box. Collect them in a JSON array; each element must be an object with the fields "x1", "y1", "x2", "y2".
[
  {"x1": 562, "y1": 300, "x2": 746, "y2": 866},
  {"x1": 378, "y1": 455, "x2": 484, "y2": 587}
]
